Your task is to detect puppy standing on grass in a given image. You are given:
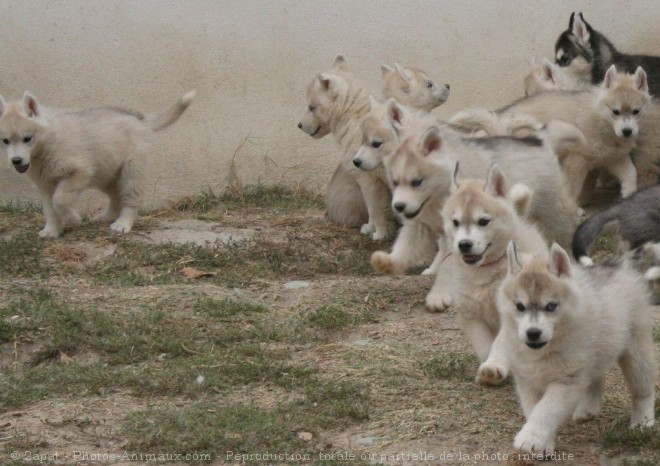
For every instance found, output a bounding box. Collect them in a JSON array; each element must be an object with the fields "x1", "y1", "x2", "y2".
[
  {"x1": 478, "y1": 242, "x2": 656, "y2": 455},
  {"x1": 0, "y1": 91, "x2": 195, "y2": 237}
]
